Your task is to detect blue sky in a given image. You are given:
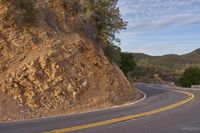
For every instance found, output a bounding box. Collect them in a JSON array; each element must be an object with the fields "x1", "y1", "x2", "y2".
[{"x1": 118, "y1": 0, "x2": 200, "y2": 55}]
